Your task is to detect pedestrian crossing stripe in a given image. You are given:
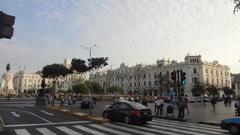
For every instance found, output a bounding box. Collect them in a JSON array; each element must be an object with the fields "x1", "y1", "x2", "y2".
[
  {"x1": 56, "y1": 126, "x2": 83, "y2": 135},
  {"x1": 151, "y1": 120, "x2": 226, "y2": 132},
  {"x1": 13, "y1": 118, "x2": 229, "y2": 135},
  {"x1": 14, "y1": 129, "x2": 31, "y2": 135},
  {"x1": 89, "y1": 124, "x2": 134, "y2": 135},
  {"x1": 36, "y1": 128, "x2": 57, "y2": 135}
]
